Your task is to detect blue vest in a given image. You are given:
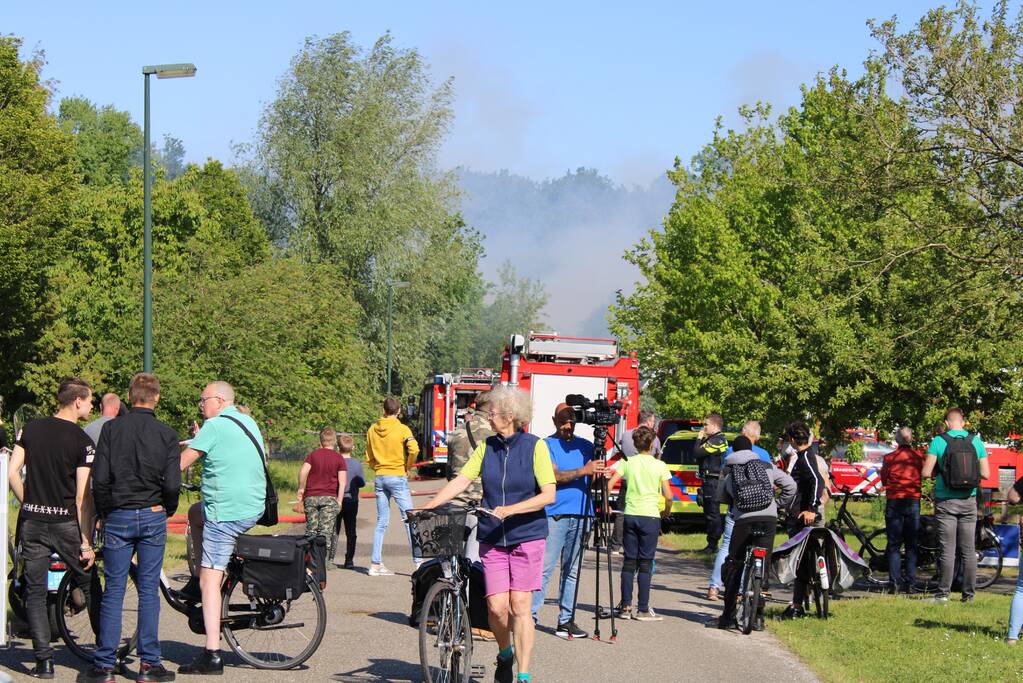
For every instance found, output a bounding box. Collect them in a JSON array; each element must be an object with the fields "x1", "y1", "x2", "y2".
[{"x1": 478, "y1": 430, "x2": 548, "y2": 547}]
